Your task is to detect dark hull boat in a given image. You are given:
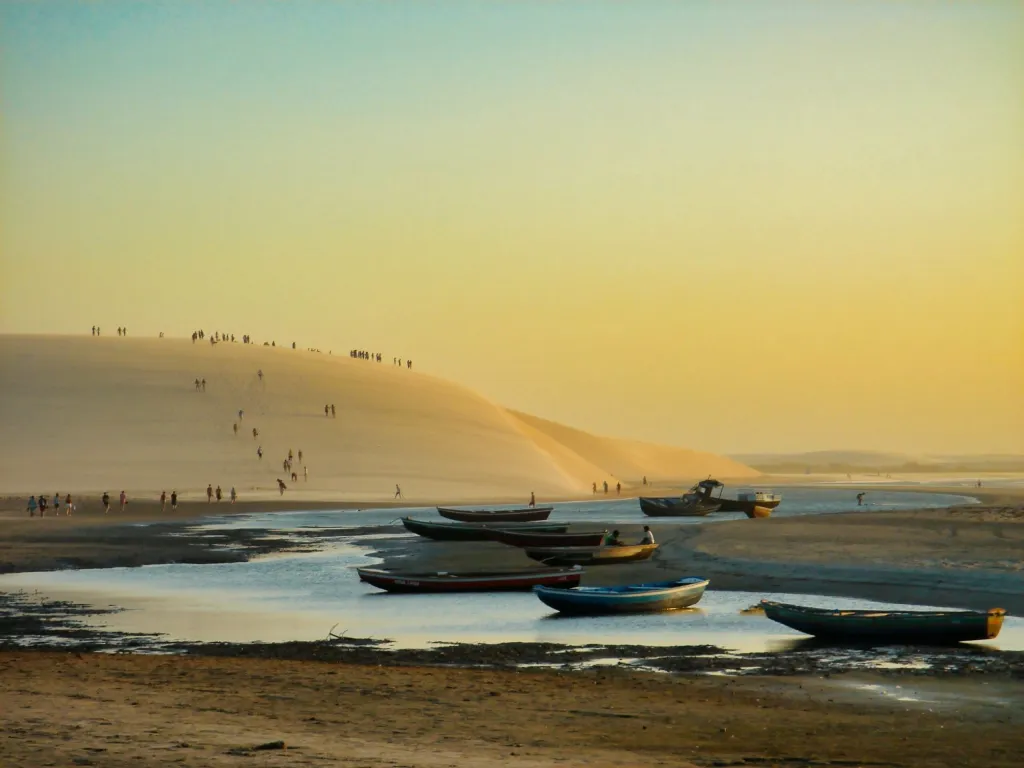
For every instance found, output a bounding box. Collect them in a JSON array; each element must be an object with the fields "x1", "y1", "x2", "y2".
[
  {"x1": 639, "y1": 496, "x2": 720, "y2": 517},
  {"x1": 494, "y1": 529, "x2": 608, "y2": 548},
  {"x1": 761, "y1": 600, "x2": 1006, "y2": 644},
  {"x1": 358, "y1": 567, "x2": 583, "y2": 593},
  {"x1": 401, "y1": 517, "x2": 568, "y2": 542},
  {"x1": 534, "y1": 577, "x2": 708, "y2": 615},
  {"x1": 524, "y1": 543, "x2": 659, "y2": 567},
  {"x1": 437, "y1": 506, "x2": 553, "y2": 523}
]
